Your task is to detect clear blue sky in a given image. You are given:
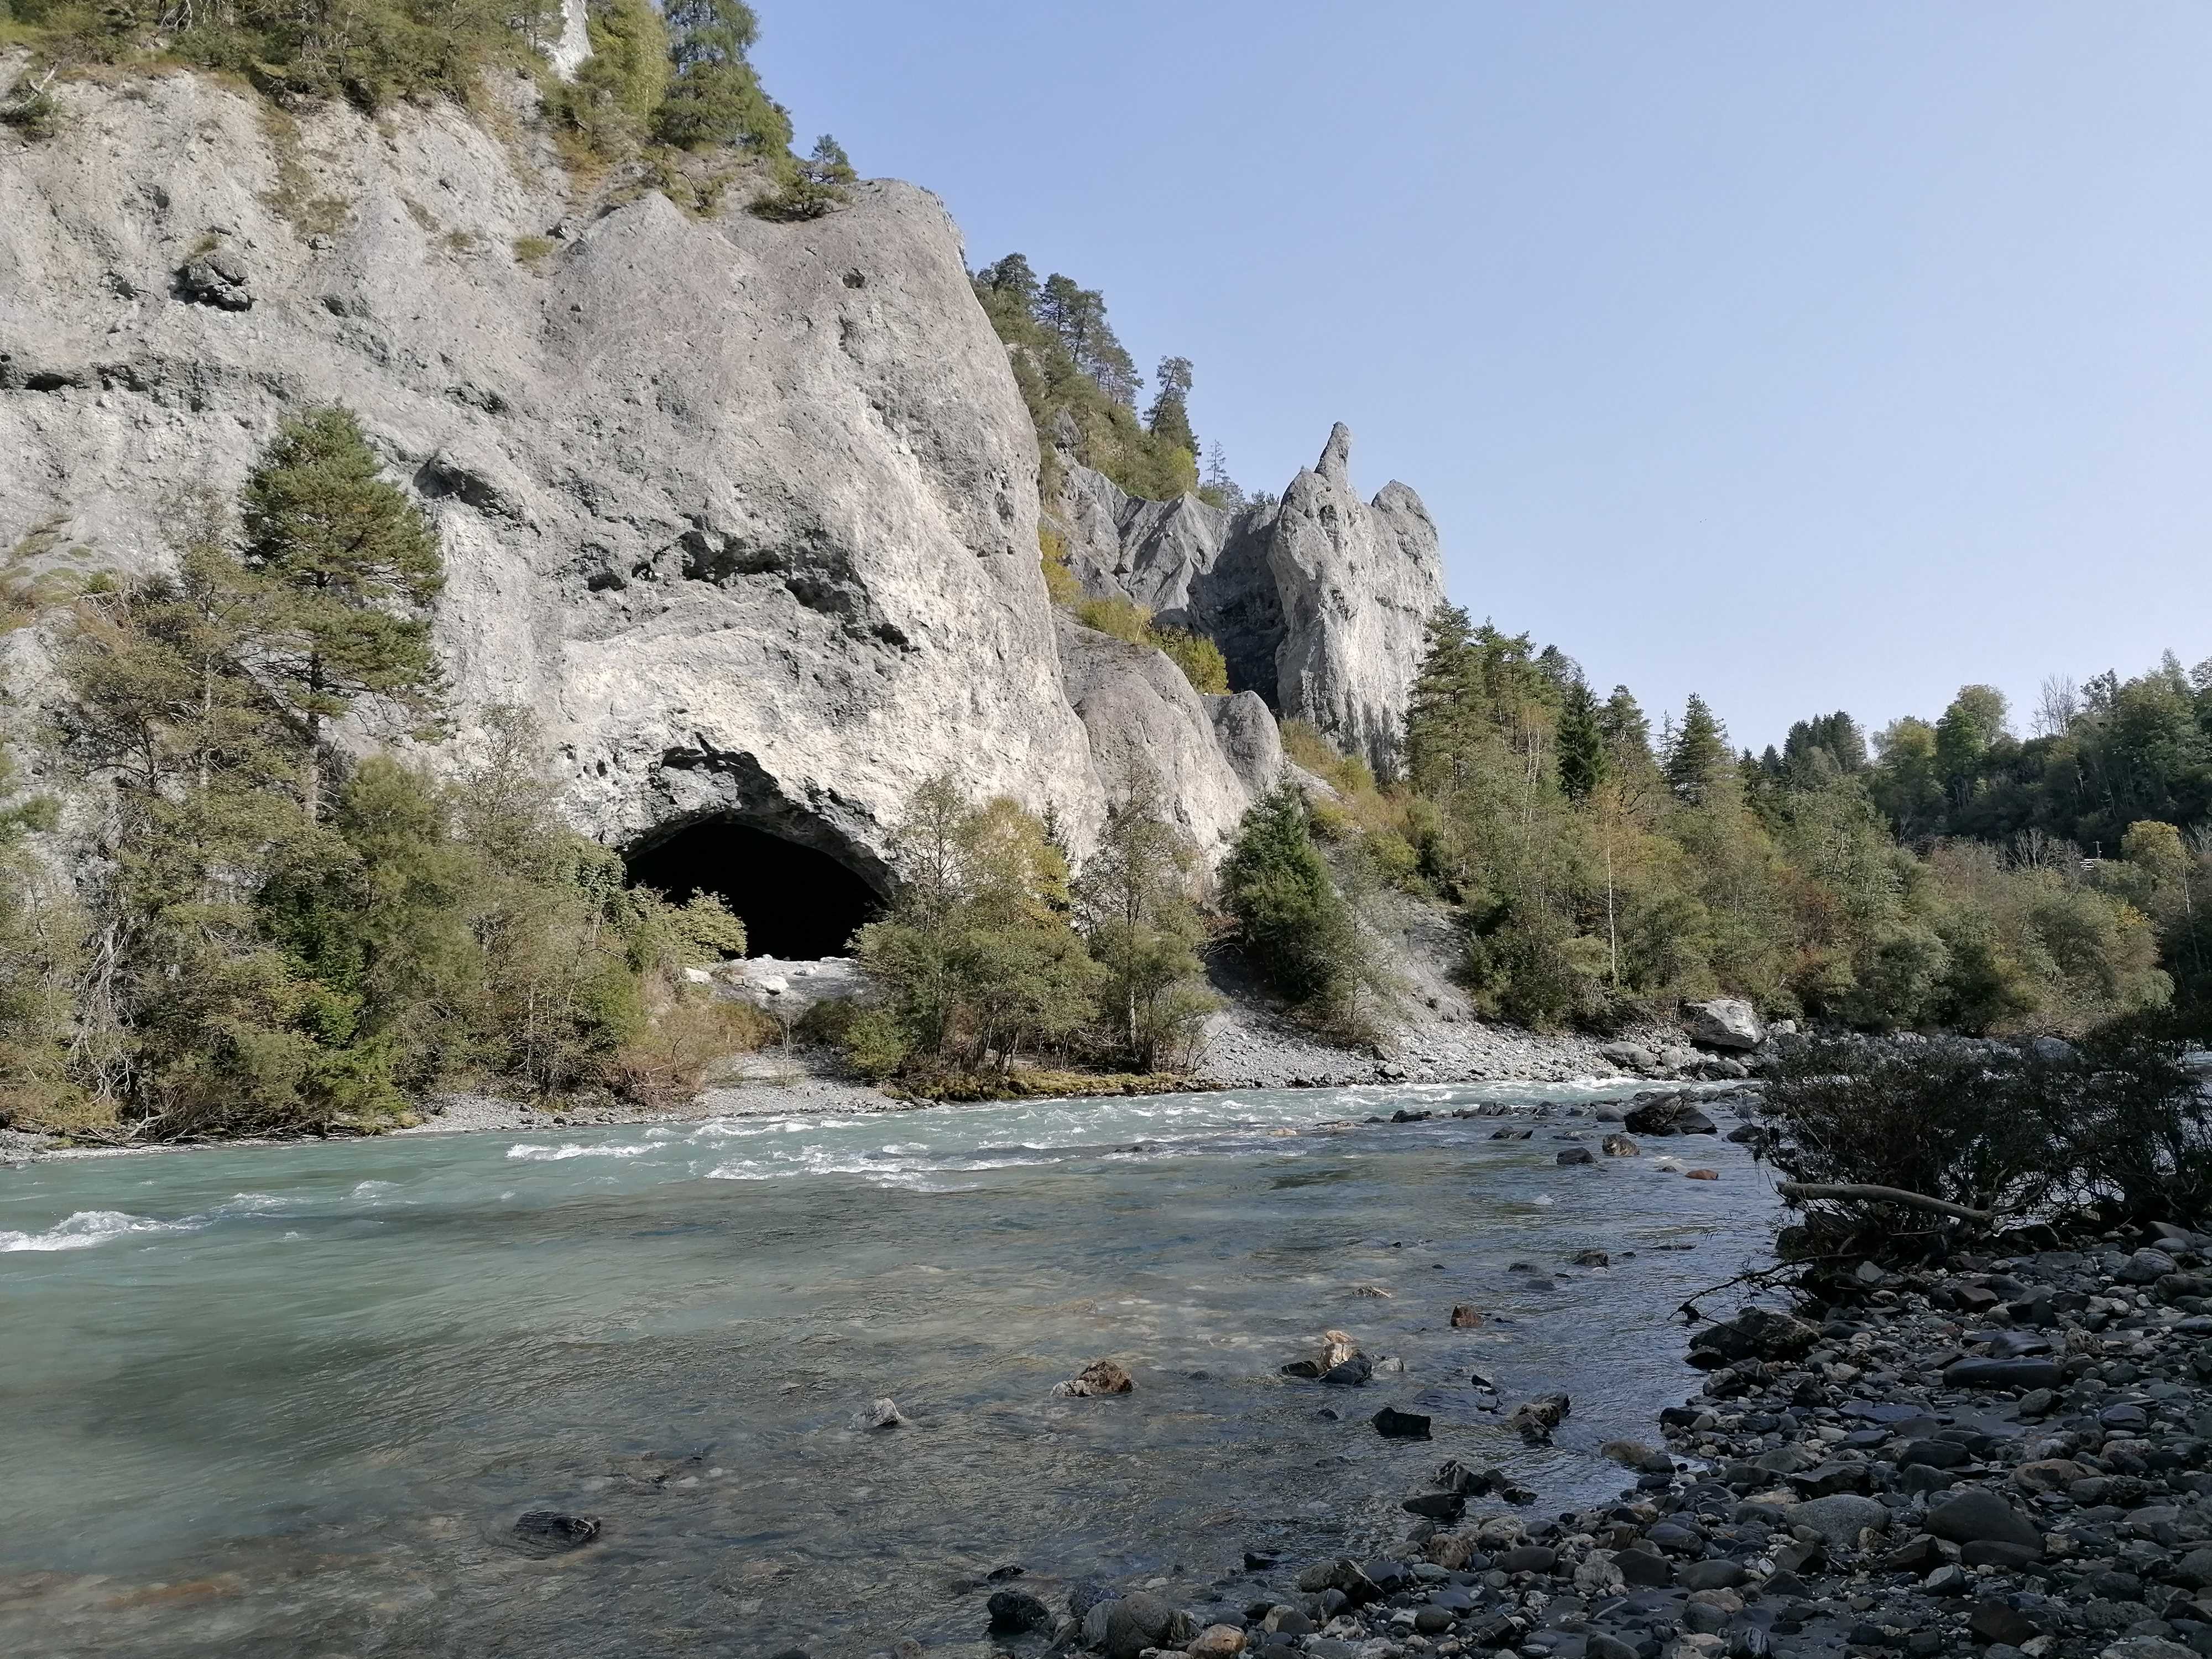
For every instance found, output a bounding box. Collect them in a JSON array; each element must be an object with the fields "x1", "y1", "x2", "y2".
[{"x1": 755, "y1": 2, "x2": 2212, "y2": 752}]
